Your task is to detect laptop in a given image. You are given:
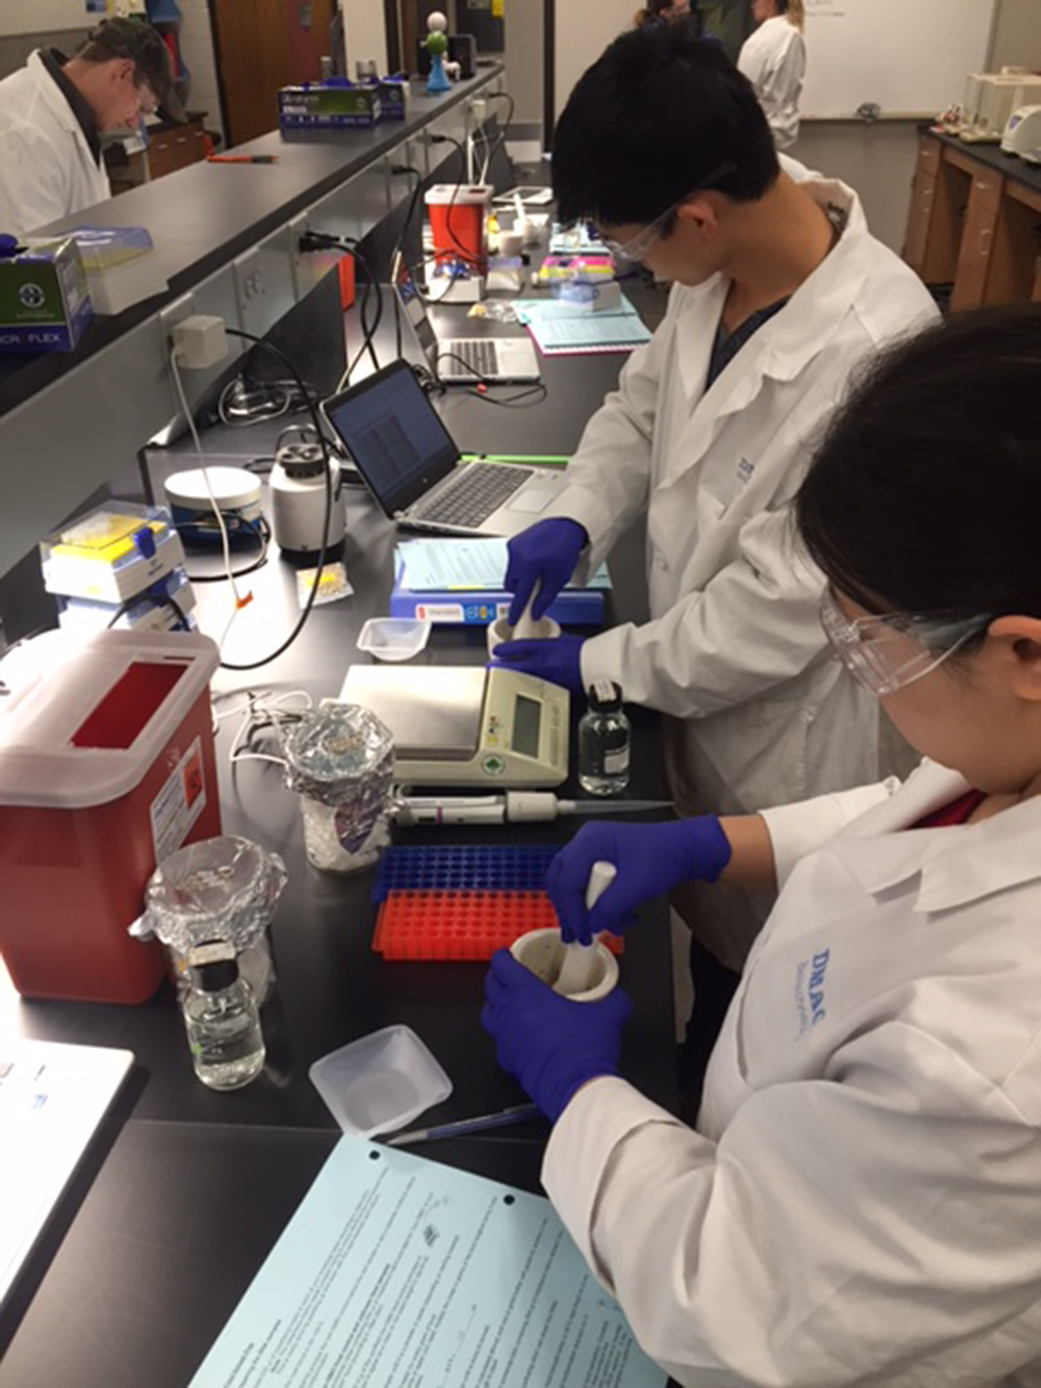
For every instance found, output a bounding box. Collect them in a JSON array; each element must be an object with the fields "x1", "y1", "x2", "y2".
[
  {"x1": 396, "y1": 276, "x2": 540, "y2": 385},
  {"x1": 319, "y1": 360, "x2": 565, "y2": 537}
]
